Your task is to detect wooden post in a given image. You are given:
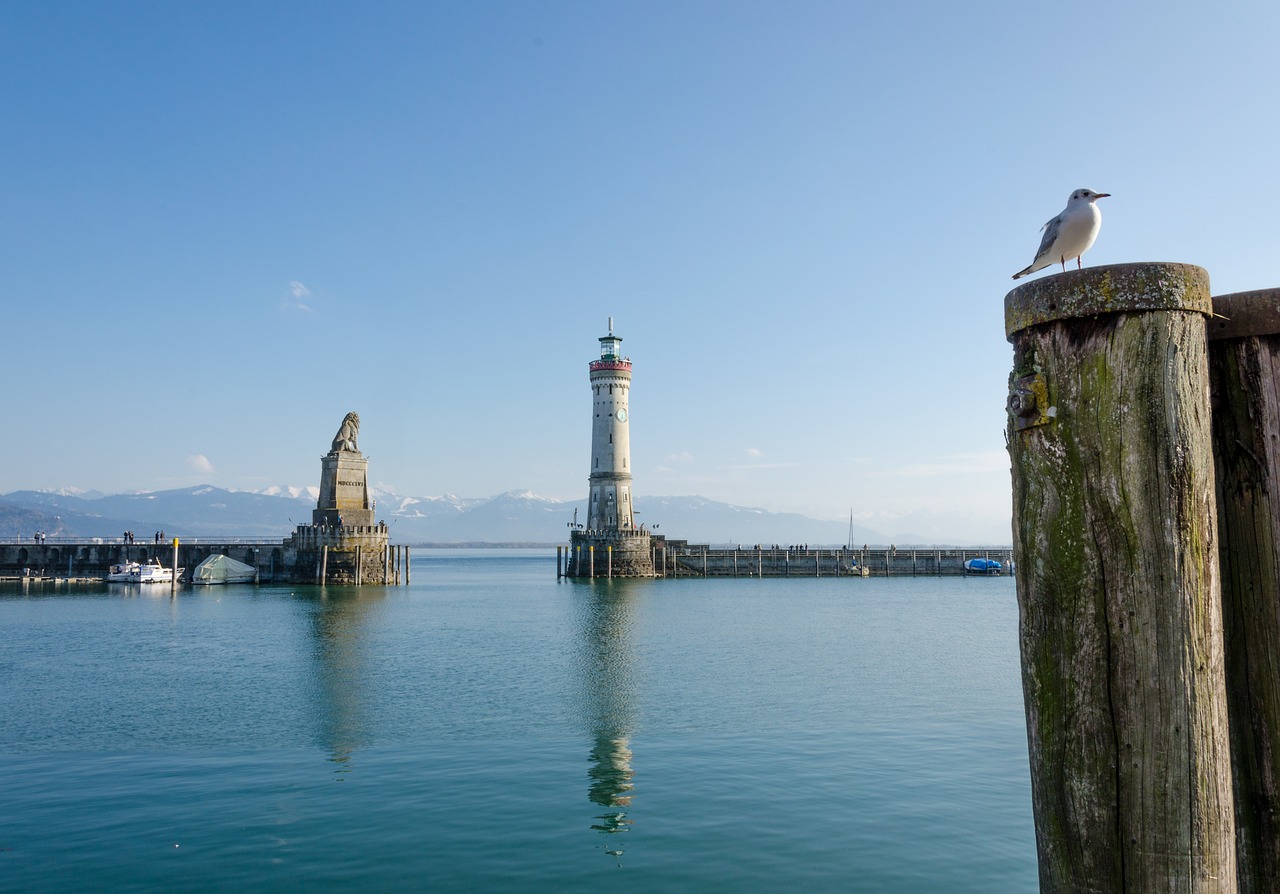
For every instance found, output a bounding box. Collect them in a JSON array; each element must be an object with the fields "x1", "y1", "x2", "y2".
[
  {"x1": 1006, "y1": 263, "x2": 1234, "y2": 892},
  {"x1": 404, "y1": 547, "x2": 410, "y2": 584},
  {"x1": 355, "y1": 545, "x2": 362, "y2": 586},
  {"x1": 589, "y1": 545, "x2": 594, "y2": 579},
  {"x1": 320, "y1": 545, "x2": 328, "y2": 586},
  {"x1": 1208, "y1": 288, "x2": 1280, "y2": 893},
  {"x1": 171, "y1": 537, "x2": 179, "y2": 593},
  {"x1": 607, "y1": 545, "x2": 613, "y2": 579}
]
